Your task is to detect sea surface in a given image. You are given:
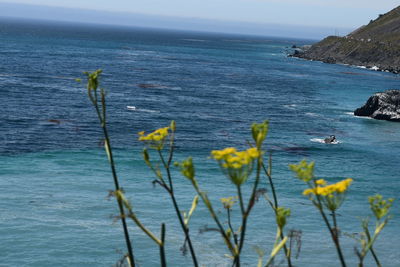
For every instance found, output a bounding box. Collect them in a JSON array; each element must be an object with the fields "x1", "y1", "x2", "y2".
[{"x1": 1, "y1": 18, "x2": 399, "y2": 267}]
